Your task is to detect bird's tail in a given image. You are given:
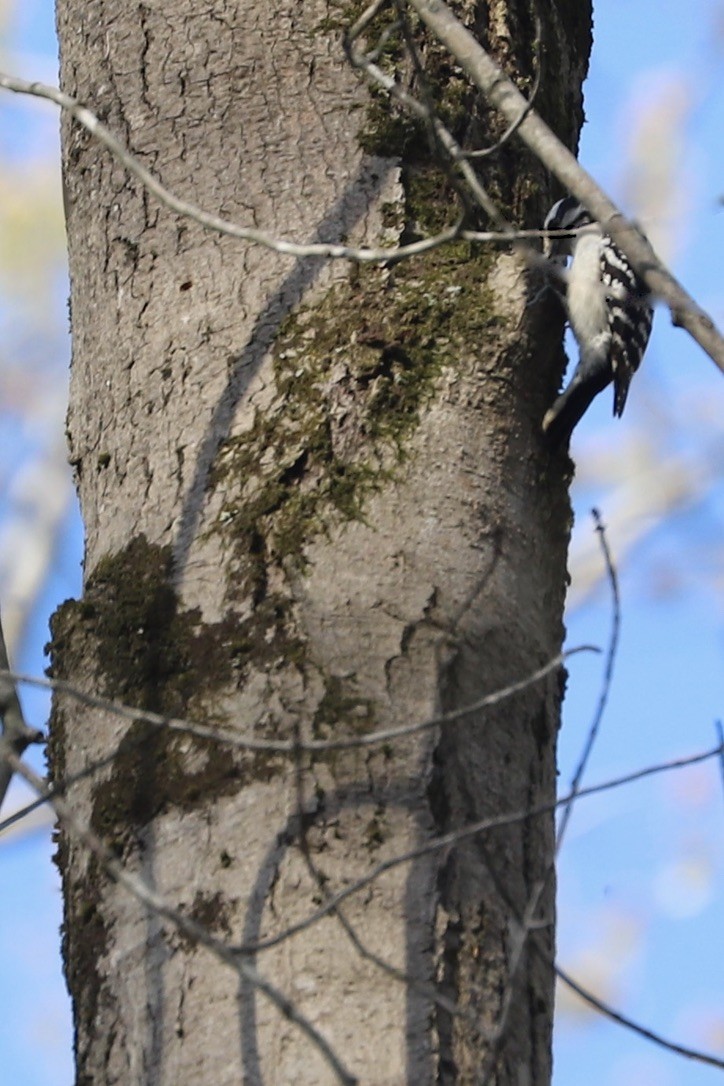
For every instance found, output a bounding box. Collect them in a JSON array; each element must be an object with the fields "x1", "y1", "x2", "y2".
[{"x1": 542, "y1": 365, "x2": 612, "y2": 448}]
